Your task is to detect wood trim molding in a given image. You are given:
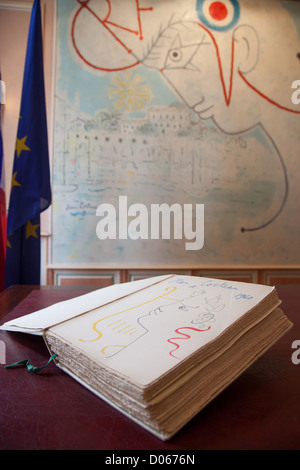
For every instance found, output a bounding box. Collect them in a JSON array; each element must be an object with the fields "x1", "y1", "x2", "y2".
[{"x1": 0, "y1": 1, "x2": 33, "y2": 11}]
